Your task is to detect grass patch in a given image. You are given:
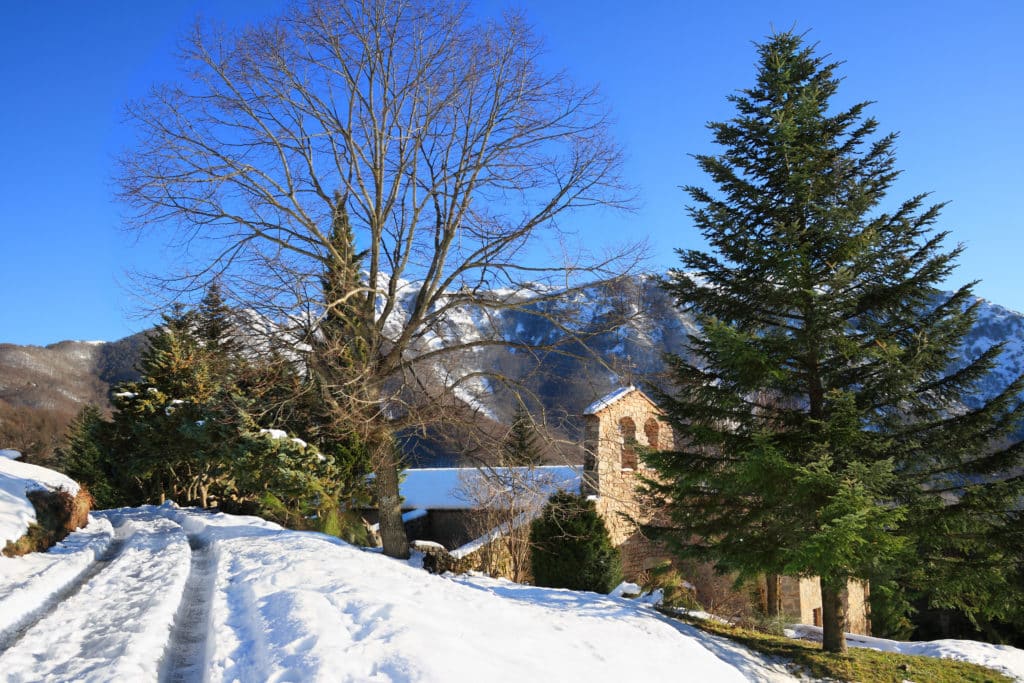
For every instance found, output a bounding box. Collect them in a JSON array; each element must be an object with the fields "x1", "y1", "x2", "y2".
[
  {"x1": 2, "y1": 487, "x2": 92, "y2": 557},
  {"x1": 661, "y1": 609, "x2": 1012, "y2": 683}
]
